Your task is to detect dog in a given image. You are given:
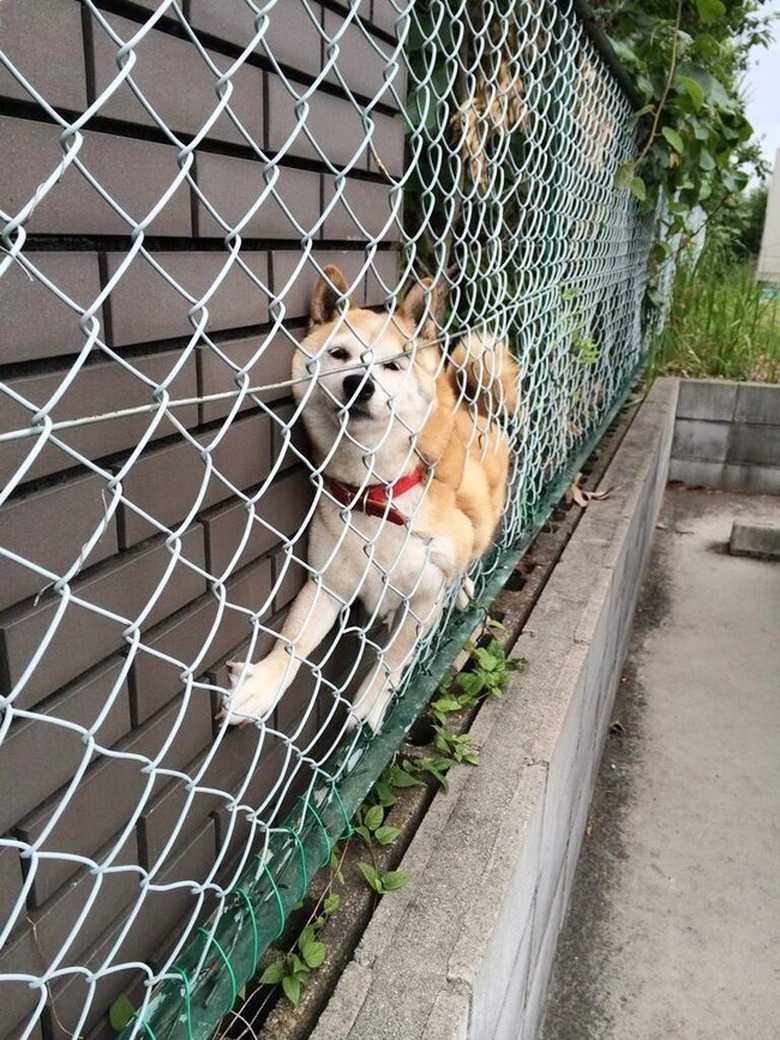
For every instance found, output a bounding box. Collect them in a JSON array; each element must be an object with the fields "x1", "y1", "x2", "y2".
[{"x1": 223, "y1": 266, "x2": 519, "y2": 733}]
